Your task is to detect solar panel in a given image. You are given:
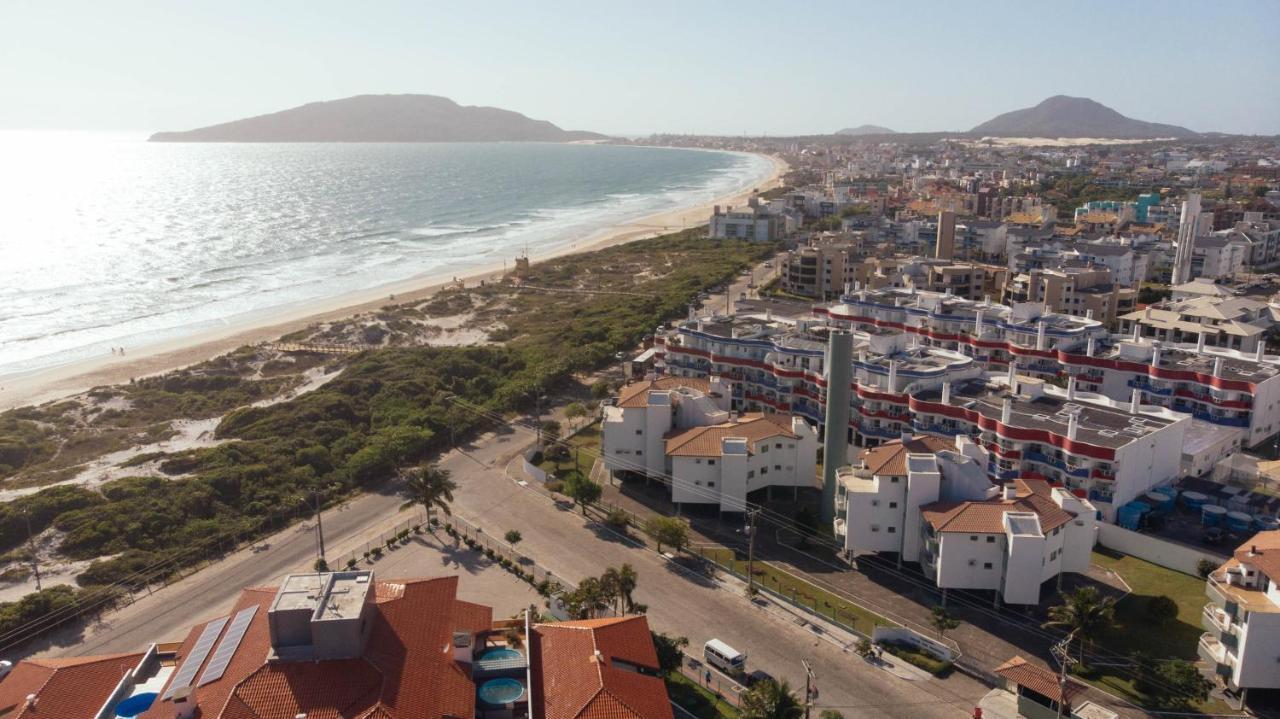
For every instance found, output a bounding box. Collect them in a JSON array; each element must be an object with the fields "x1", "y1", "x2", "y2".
[
  {"x1": 198, "y1": 605, "x2": 258, "y2": 686},
  {"x1": 163, "y1": 615, "x2": 229, "y2": 699}
]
